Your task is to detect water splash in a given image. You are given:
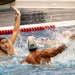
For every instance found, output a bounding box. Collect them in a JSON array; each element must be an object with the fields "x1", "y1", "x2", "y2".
[{"x1": 0, "y1": 26, "x2": 75, "y2": 75}]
